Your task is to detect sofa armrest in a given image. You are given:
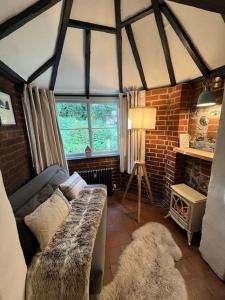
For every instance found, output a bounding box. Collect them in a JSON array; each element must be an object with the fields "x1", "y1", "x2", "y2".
[{"x1": 90, "y1": 199, "x2": 107, "y2": 295}]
